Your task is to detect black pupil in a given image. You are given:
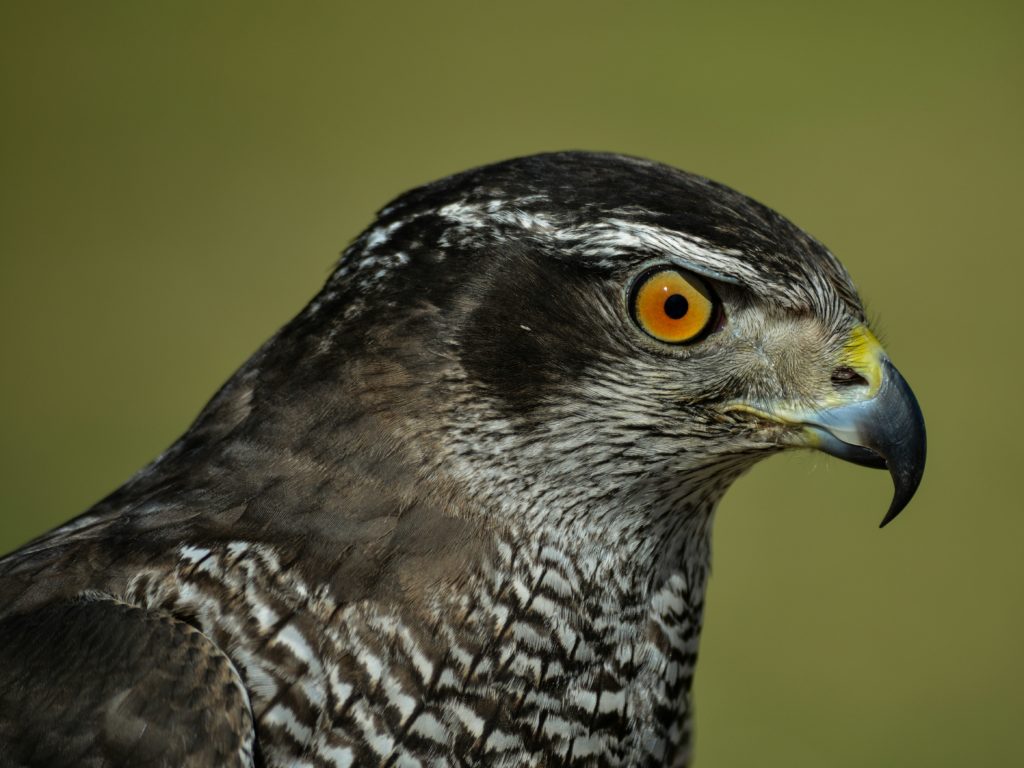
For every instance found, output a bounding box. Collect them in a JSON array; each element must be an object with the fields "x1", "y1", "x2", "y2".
[{"x1": 664, "y1": 293, "x2": 689, "y2": 319}]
